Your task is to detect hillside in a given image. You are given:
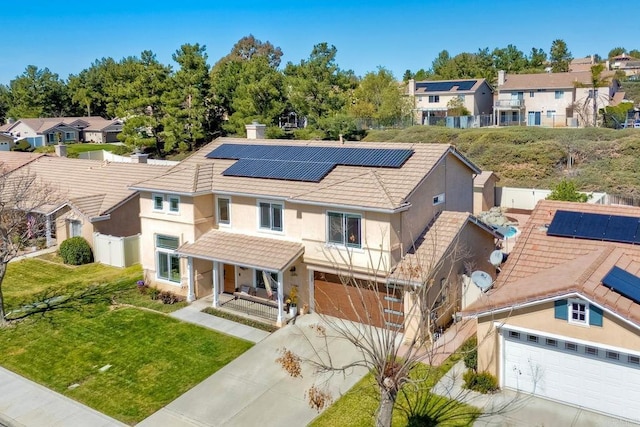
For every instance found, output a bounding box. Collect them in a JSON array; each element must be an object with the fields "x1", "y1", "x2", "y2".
[{"x1": 364, "y1": 126, "x2": 640, "y2": 197}]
